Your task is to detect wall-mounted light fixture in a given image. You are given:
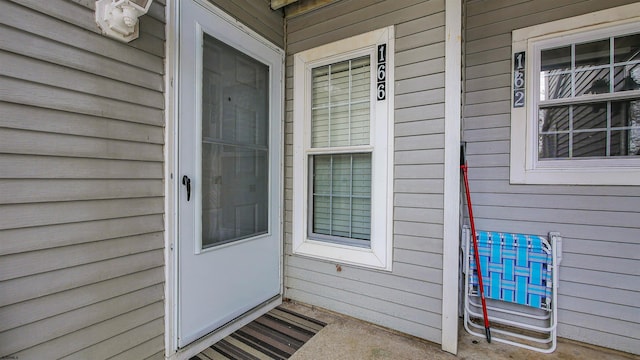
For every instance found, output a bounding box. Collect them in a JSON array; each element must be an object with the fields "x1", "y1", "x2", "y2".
[{"x1": 95, "y1": 0, "x2": 153, "y2": 43}]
